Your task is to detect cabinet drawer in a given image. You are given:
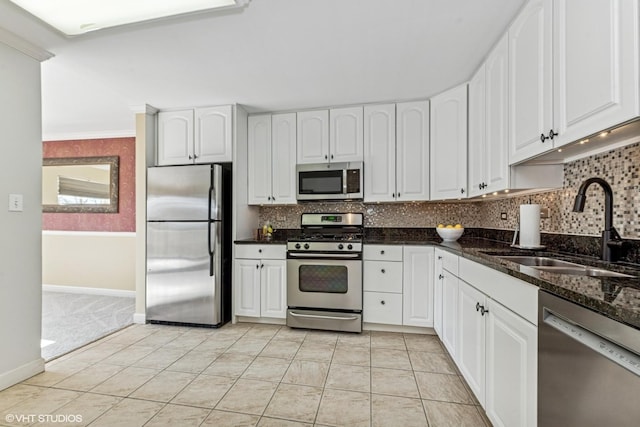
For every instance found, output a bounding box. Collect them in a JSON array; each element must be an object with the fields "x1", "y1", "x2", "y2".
[
  {"x1": 364, "y1": 245, "x2": 403, "y2": 261},
  {"x1": 363, "y1": 292, "x2": 403, "y2": 325},
  {"x1": 436, "y1": 248, "x2": 459, "y2": 275},
  {"x1": 235, "y1": 244, "x2": 286, "y2": 260},
  {"x1": 363, "y1": 261, "x2": 403, "y2": 293}
]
